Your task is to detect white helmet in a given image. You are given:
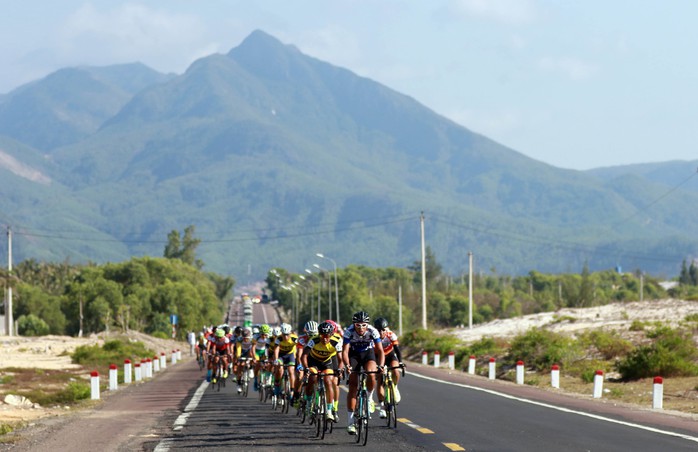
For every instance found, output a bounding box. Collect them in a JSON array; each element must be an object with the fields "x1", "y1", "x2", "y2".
[
  {"x1": 304, "y1": 320, "x2": 318, "y2": 335},
  {"x1": 281, "y1": 323, "x2": 293, "y2": 335},
  {"x1": 272, "y1": 326, "x2": 282, "y2": 336}
]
